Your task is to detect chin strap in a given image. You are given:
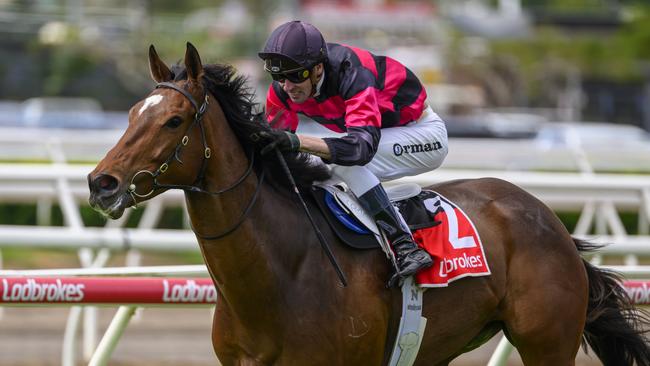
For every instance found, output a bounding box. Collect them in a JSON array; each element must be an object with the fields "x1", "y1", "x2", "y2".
[{"x1": 308, "y1": 68, "x2": 322, "y2": 98}]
